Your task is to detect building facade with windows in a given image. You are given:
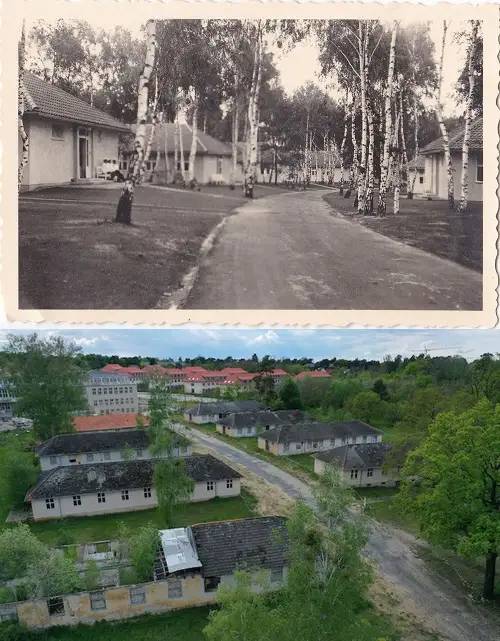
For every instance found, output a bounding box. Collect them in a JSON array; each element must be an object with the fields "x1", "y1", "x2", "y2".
[
  {"x1": 27, "y1": 454, "x2": 241, "y2": 521},
  {"x1": 216, "y1": 409, "x2": 311, "y2": 438},
  {"x1": 314, "y1": 442, "x2": 399, "y2": 487},
  {"x1": 36, "y1": 429, "x2": 191, "y2": 471},
  {"x1": 0, "y1": 380, "x2": 16, "y2": 419},
  {"x1": 184, "y1": 400, "x2": 265, "y2": 424},
  {"x1": 257, "y1": 420, "x2": 383, "y2": 456},
  {"x1": 421, "y1": 117, "x2": 483, "y2": 202},
  {"x1": 85, "y1": 370, "x2": 139, "y2": 415},
  {"x1": 19, "y1": 73, "x2": 129, "y2": 191}
]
